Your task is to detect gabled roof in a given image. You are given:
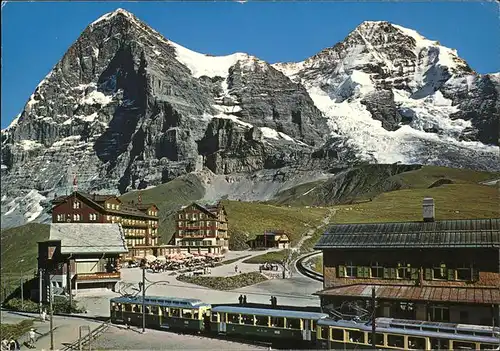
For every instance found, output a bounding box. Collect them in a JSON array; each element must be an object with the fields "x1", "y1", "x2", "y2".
[
  {"x1": 179, "y1": 202, "x2": 219, "y2": 218},
  {"x1": 315, "y1": 284, "x2": 500, "y2": 305},
  {"x1": 49, "y1": 223, "x2": 128, "y2": 254},
  {"x1": 315, "y1": 218, "x2": 500, "y2": 249}
]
